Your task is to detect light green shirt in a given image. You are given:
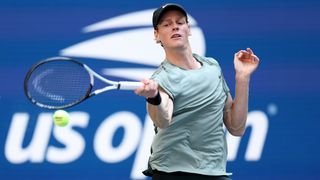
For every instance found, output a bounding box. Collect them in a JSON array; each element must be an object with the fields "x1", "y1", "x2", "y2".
[{"x1": 150, "y1": 54, "x2": 231, "y2": 176}]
